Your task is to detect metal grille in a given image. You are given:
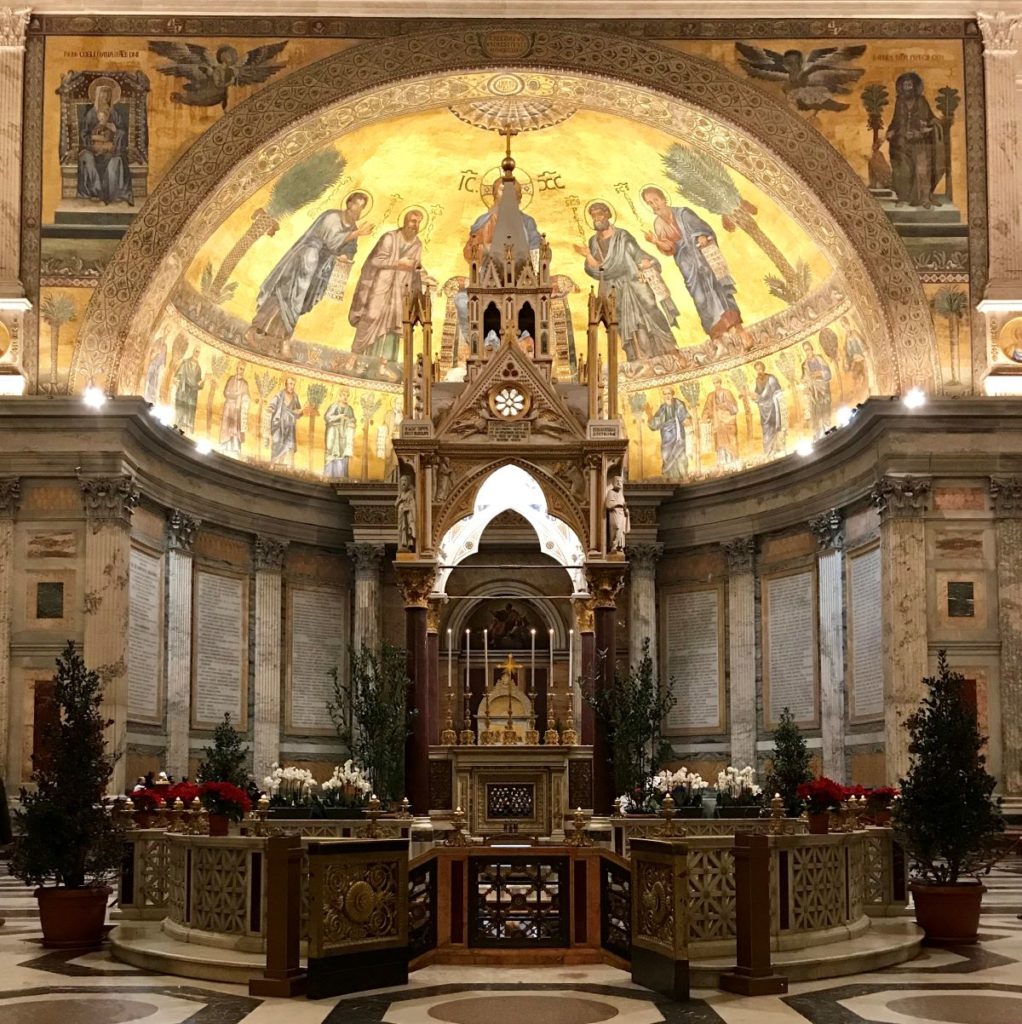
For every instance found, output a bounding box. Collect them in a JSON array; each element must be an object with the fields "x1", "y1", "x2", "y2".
[
  {"x1": 468, "y1": 855, "x2": 568, "y2": 947},
  {"x1": 486, "y1": 783, "x2": 534, "y2": 819},
  {"x1": 600, "y1": 855, "x2": 631, "y2": 961},
  {"x1": 408, "y1": 855, "x2": 437, "y2": 959}
]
